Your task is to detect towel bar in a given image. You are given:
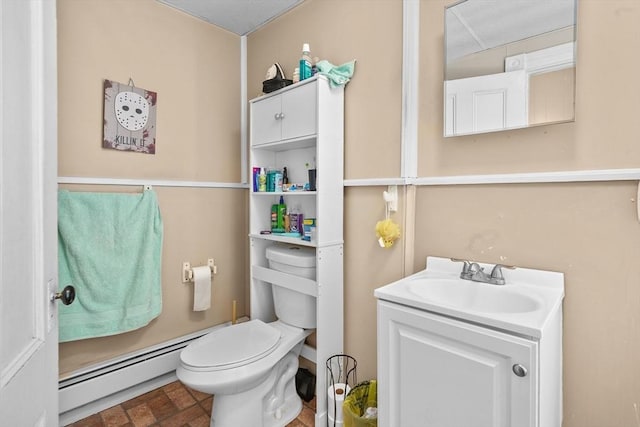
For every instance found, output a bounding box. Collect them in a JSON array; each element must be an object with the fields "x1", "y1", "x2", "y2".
[{"x1": 182, "y1": 258, "x2": 216, "y2": 283}]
